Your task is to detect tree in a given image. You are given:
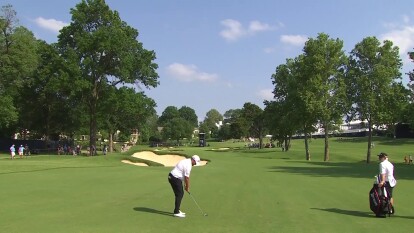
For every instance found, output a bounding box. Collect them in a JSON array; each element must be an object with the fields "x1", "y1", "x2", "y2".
[
  {"x1": 405, "y1": 50, "x2": 414, "y2": 128},
  {"x1": 301, "y1": 33, "x2": 348, "y2": 161},
  {"x1": 0, "y1": 95, "x2": 17, "y2": 131},
  {"x1": 0, "y1": 4, "x2": 38, "y2": 132},
  {"x1": 263, "y1": 100, "x2": 297, "y2": 151},
  {"x1": 222, "y1": 108, "x2": 246, "y2": 140},
  {"x1": 162, "y1": 118, "x2": 193, "y2": 145},
  {"x1": 270, "y1": 56, "x2": 317, "y2": 160},
  {"x1": 57, "y1": 0, "x2": 159, "y2": 155},
  {"x1": 158, "y1": 106, "x2": 180, "y2": 126},
  {"x1": 241, "y1": 102, "x2": 266, "y2": 148},
  {"x1": 17, "y1": 41, "x2": 84, "y2": 140},
  {"x1": 178, "y1": 106, "x2": 198, "y2": 127},
  {"x1": 202, "y1": 109, "x2": 223, "y2": 138},
  {"x1": 347, "y1": 37, "x2": 402, "y2": 163},
  {"x1": 99, "y1": 86, "x2": 156, "y2": 152}
]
